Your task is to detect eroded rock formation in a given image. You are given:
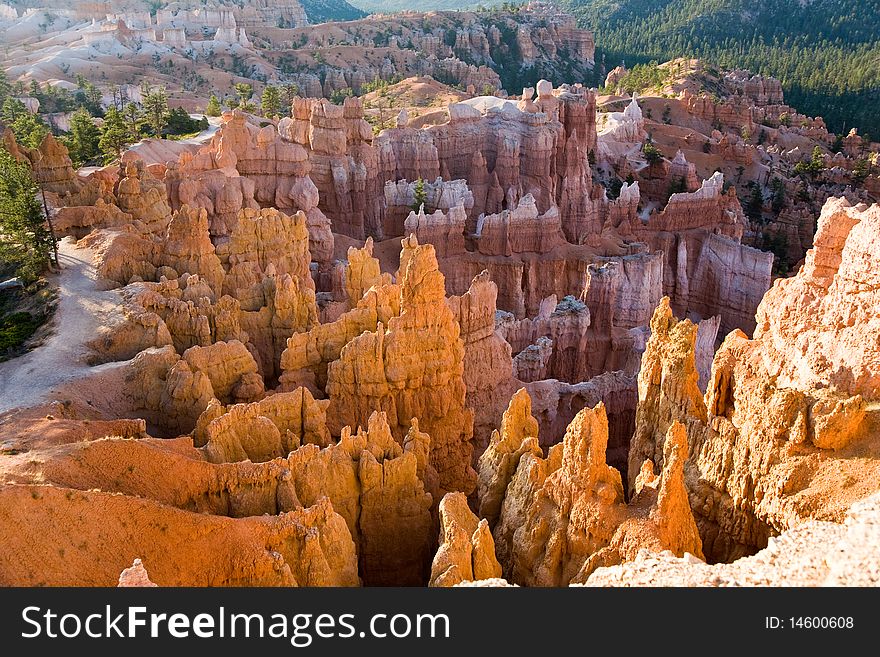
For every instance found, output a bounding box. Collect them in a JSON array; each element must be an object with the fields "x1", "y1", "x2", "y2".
[
  {"x1": 117, "y1": 559, "x2": 157, "y2": 587},
  {"x1": 430, "y1": 492, "x2": 502, "y2": 587},
  {"x1": 628, "y1": 200, "x2": 880, "y2": 562},
  {"x1": 0, "y1": 483, "x2": 358, "y2": 586},
  {"x1": 325, "y1": 237, "x2": 476, "y2": 496},
  {"x1": 488, "y1": 396, "x2": 703, "y2": 586}
]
